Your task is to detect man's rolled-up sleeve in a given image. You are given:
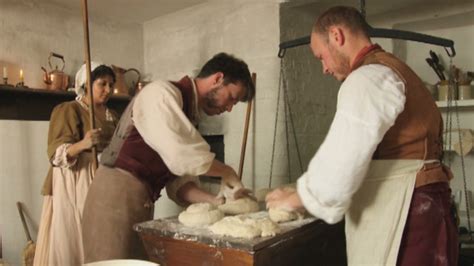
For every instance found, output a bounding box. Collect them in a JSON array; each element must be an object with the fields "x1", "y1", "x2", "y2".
[{"x1": 166, "y1": 175, "x2": 201, "y2": 206}]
